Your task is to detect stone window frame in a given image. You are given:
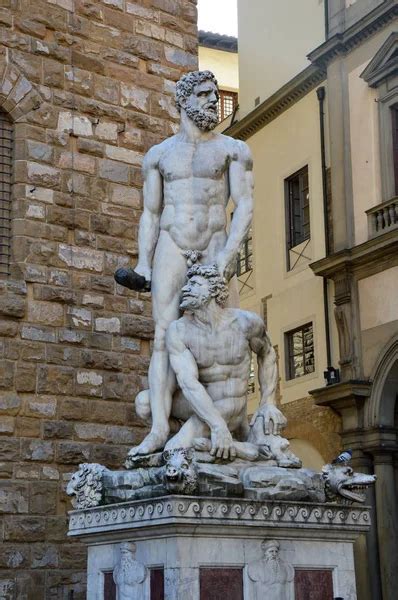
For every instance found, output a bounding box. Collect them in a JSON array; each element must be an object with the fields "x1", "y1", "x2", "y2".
[
  {"x1": 361, "y1": 32, "x2": 398, "y2": 202},
  {"x1": 0, "y1": 59, "x2": 42, "y2": 283},
  {"x1": 285, "y1": 322, "x2": 315, "y2": 381}
]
